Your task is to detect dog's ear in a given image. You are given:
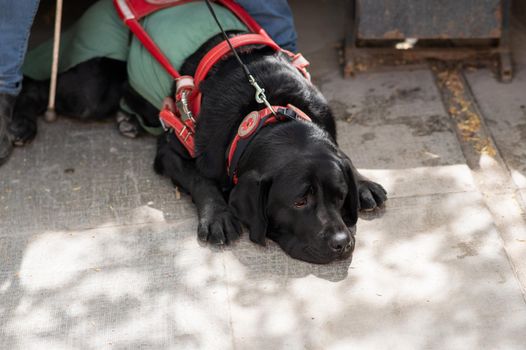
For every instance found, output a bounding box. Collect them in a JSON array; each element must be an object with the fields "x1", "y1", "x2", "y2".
[
  {"x1": 229, "y1": 171, "x2": 272, "y2": 246},
  {"x1": 342, "y1": 158, "x2": 359, "y2": 227}
]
